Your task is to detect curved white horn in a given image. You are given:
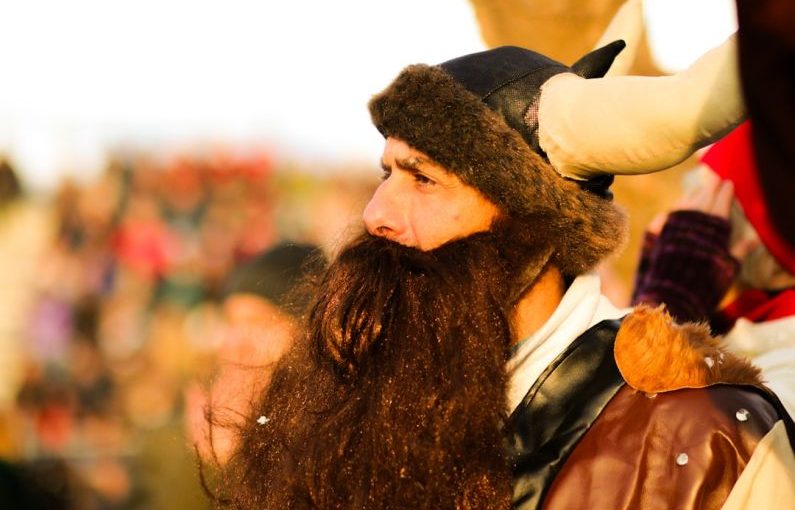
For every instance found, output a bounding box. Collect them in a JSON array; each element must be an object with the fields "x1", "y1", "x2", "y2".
[{"x1": 538, "y1": 34, "x2": 745, "y2": 180}]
